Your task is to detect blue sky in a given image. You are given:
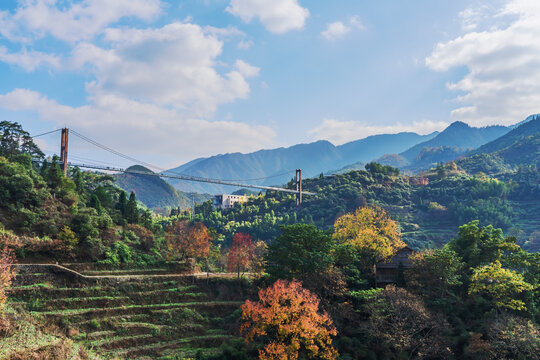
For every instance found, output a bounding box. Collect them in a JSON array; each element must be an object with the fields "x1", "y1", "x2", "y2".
[{"x1": 0, "y1": 0, "x2": 538, "y2": 168}]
